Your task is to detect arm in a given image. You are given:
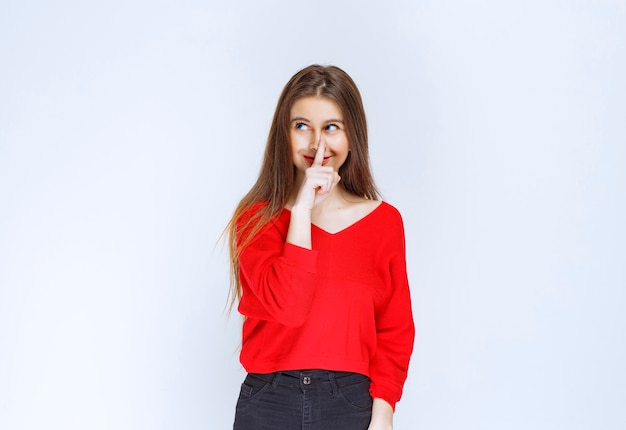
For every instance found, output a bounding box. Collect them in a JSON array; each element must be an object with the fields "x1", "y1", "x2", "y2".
[
  {"x1": 238, "y1": 219, "x2": 318, "y2": 327},
  {"x1": 238, "y1": 141, "x2": 340, "y2": 326},
  {"x1": 368, "y1": 211, "x2": 415, "y2": 411},
  {"x1": 287, "y1": 139, "x2": 340, "y2": 249}
]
